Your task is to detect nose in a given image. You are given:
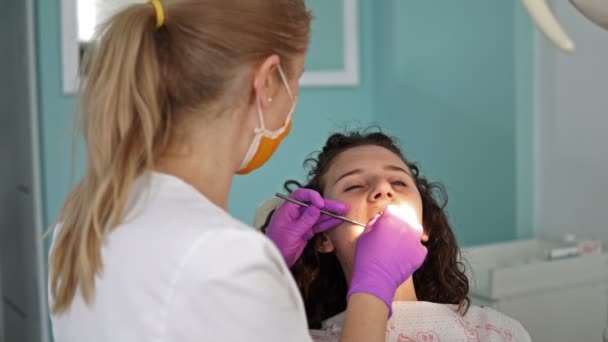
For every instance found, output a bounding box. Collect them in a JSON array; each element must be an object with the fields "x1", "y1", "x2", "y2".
[{"x1": 369, "y1": 180, "x2": 394, "y2": 202}]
